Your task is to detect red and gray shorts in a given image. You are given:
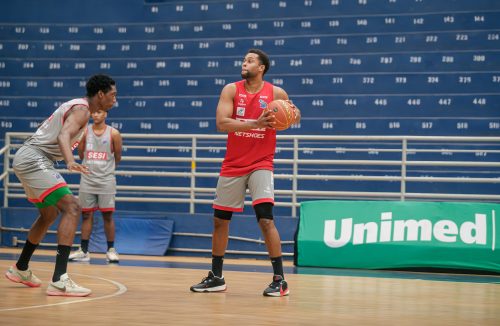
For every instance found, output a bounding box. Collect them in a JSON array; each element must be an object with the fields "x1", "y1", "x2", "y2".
[
  {"x1": 13, "y1": 146, "x2": 72, "y2": 208},
  {"x1": 213, "y1": 169, "x2": 274, "y2": 212},
  {"x1": 78, "y1": 192, "x2": 116, "y2": 212}
]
